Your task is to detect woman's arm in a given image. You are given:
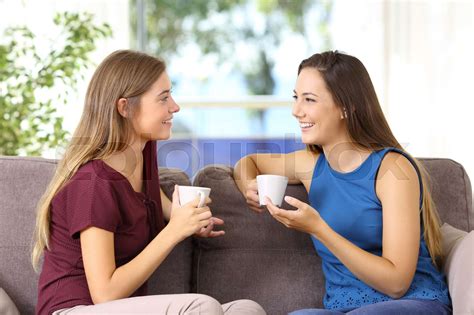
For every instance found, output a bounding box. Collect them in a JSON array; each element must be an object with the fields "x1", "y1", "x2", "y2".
[
  {"x1": 234, "y1": 149, "x2": 316, "y2": 187},
  {"x1": 160, "y1": 188, "x2": 172, "y2": 221},
  {"x1": 81, "y1": 189, "x2": 212, "y2": 304},
  {"x1": 81, "y1": 225, "x2": 178, "y2": 304},
  {"x1": 266, "y1": 153, "x2": 421, "y2": 298},
  {"x1": 234, "y1": 149, "x2": 317, "y2": 211}
]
